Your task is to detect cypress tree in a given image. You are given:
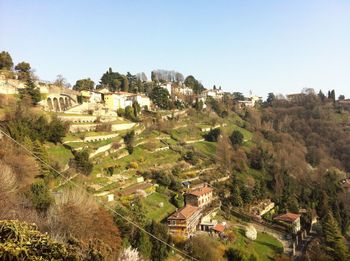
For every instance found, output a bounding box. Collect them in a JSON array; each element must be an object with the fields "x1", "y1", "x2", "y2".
[{"x1": 322, "y1": 212, "x2": 349, "y2": 261}]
